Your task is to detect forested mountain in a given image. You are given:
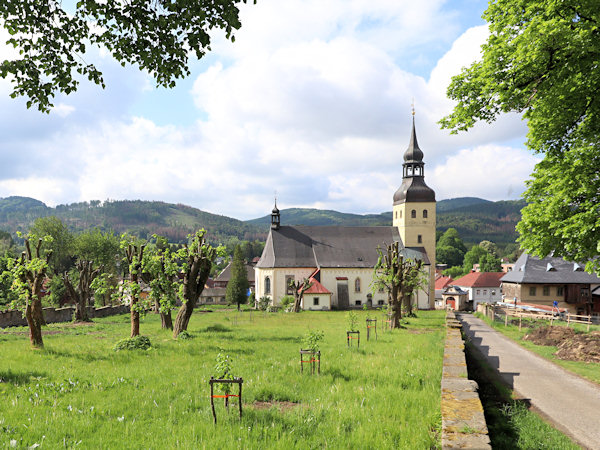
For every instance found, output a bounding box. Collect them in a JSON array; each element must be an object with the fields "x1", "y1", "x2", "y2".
[
  {"x1": 0, "y1": 196, "x2": 525, "y2": 249},
  {"x1": 0, "y1": 197, "x2": 265, "y2": 245}
]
